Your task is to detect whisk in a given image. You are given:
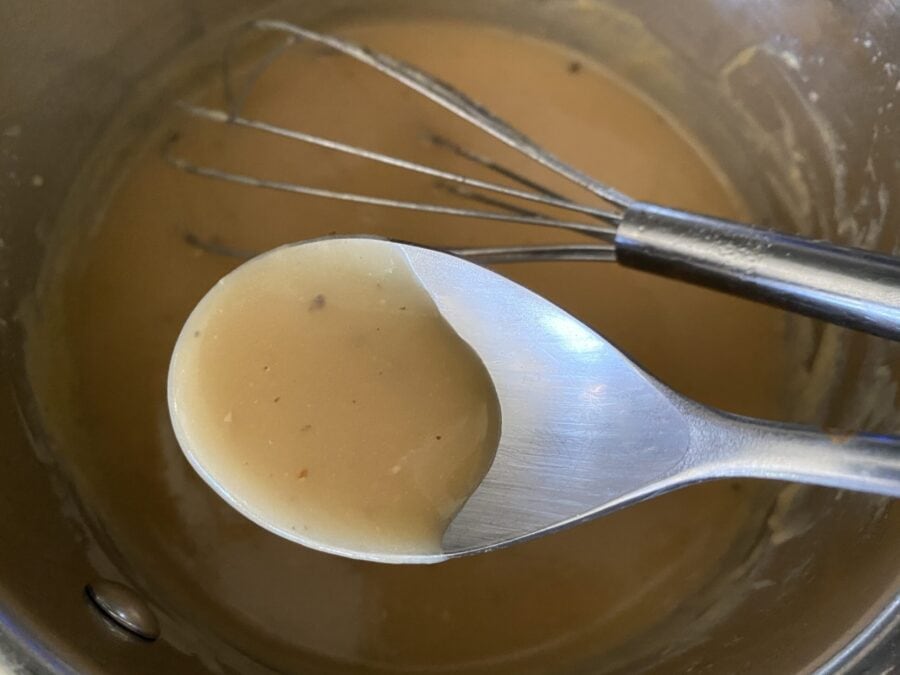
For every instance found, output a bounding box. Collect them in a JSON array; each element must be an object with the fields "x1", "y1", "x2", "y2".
[{"x1": 166, "y1": 19, "x2": 900, "y2": 341}]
